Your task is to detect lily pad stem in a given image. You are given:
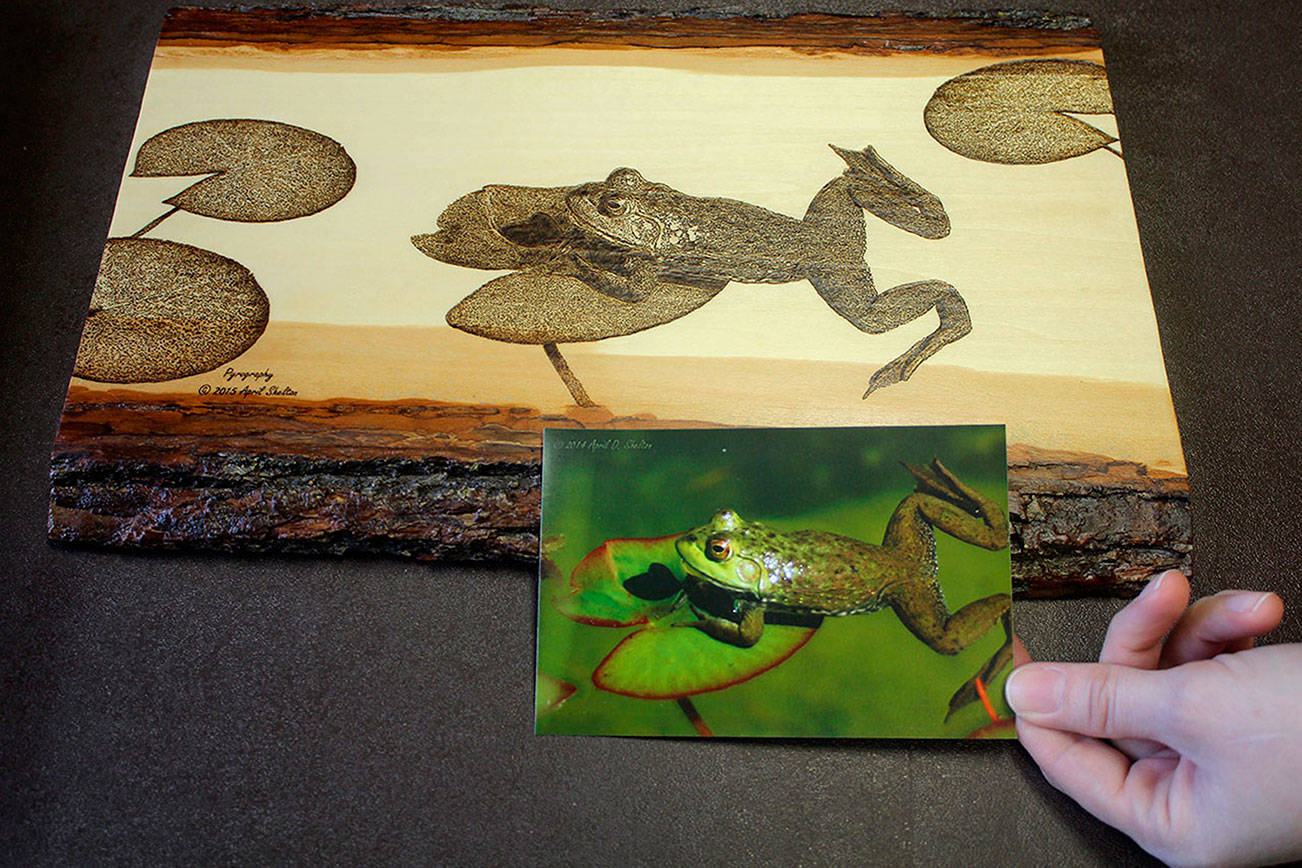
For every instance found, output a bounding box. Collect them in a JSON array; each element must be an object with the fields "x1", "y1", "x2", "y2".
[
  {"x1": 132, "y1": 205, "x2": 182, "y2": 238},
  {"x1": 543, "y1": 342, "x2": 595, "y2": 407},
  {"x1": 676, "y1": 697, "x2": 714, "y2": 737}
]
